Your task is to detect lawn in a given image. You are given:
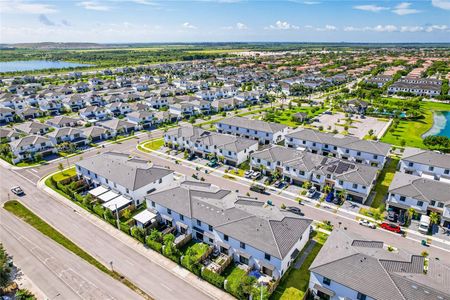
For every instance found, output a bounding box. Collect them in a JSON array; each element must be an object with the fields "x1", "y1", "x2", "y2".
[
  {"x1": 3, "y1": 200, "x2": 150, "y2": 299},
  {"x1": 224, "y1": 265, "x2": 247, "y2": 294},
  {"x1": 381, "y1": 101, "x2": 450, "y2": 149},
  {"x1": 264, "y1": 106, "x2": 327, "y2": 127},
  {"x1": 371, "y1": 157, "x2": 399, "y2": 210},
  {"x1": 51, "y1": 167, "x2": 76, "y2": 182},
  {"x1": 271, "y1": 232, "x2": 328, "y2": 300},
  {"x1": 138, "y1": 138, "x2": 164, "y2": 152}
]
